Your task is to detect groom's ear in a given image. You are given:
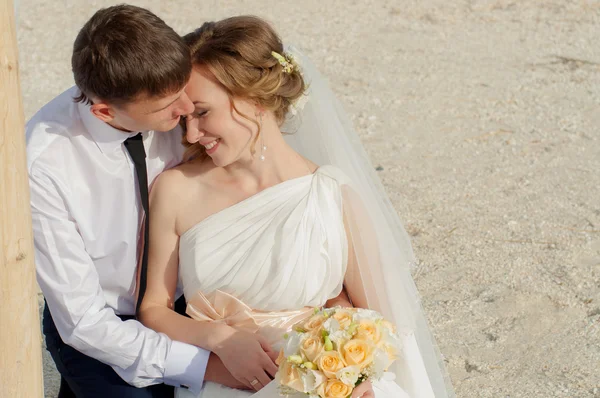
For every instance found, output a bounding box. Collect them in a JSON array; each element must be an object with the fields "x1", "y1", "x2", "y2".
[{"x1": 90, "y1": 102, "x2": 116, "y2": 123}]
